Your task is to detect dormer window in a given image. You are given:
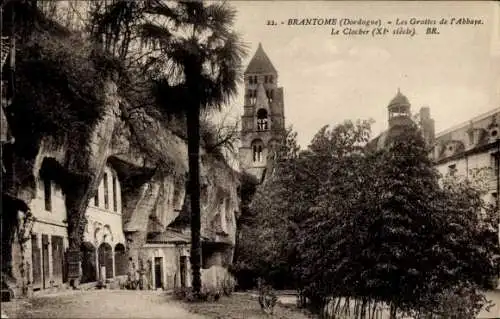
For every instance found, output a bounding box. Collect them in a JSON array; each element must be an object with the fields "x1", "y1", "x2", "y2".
[
  {"x1": 487, "y1": 116, "x2": 498, "y2": 142},
  {"x1": 491, "y1": 128, "x2": 498, "y2": 138},
  {"x1": 256, "y1": 108, "x2": 269, "y2": 131}
]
